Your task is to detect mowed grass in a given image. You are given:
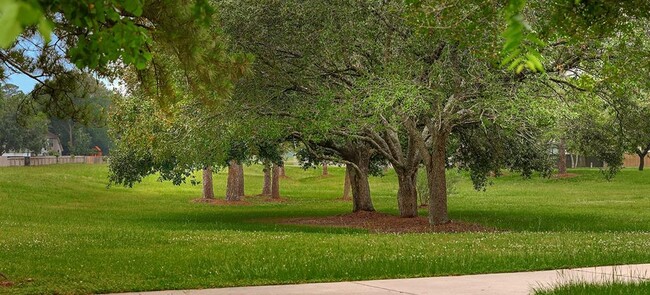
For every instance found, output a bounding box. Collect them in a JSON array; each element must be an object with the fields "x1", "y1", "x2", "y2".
[
  {"x1": 535, "y1": 281, "x2": 650, "y2": 295},
  {"x1": 0, "y1": 164, "x2": 649, "y2": 294}
]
